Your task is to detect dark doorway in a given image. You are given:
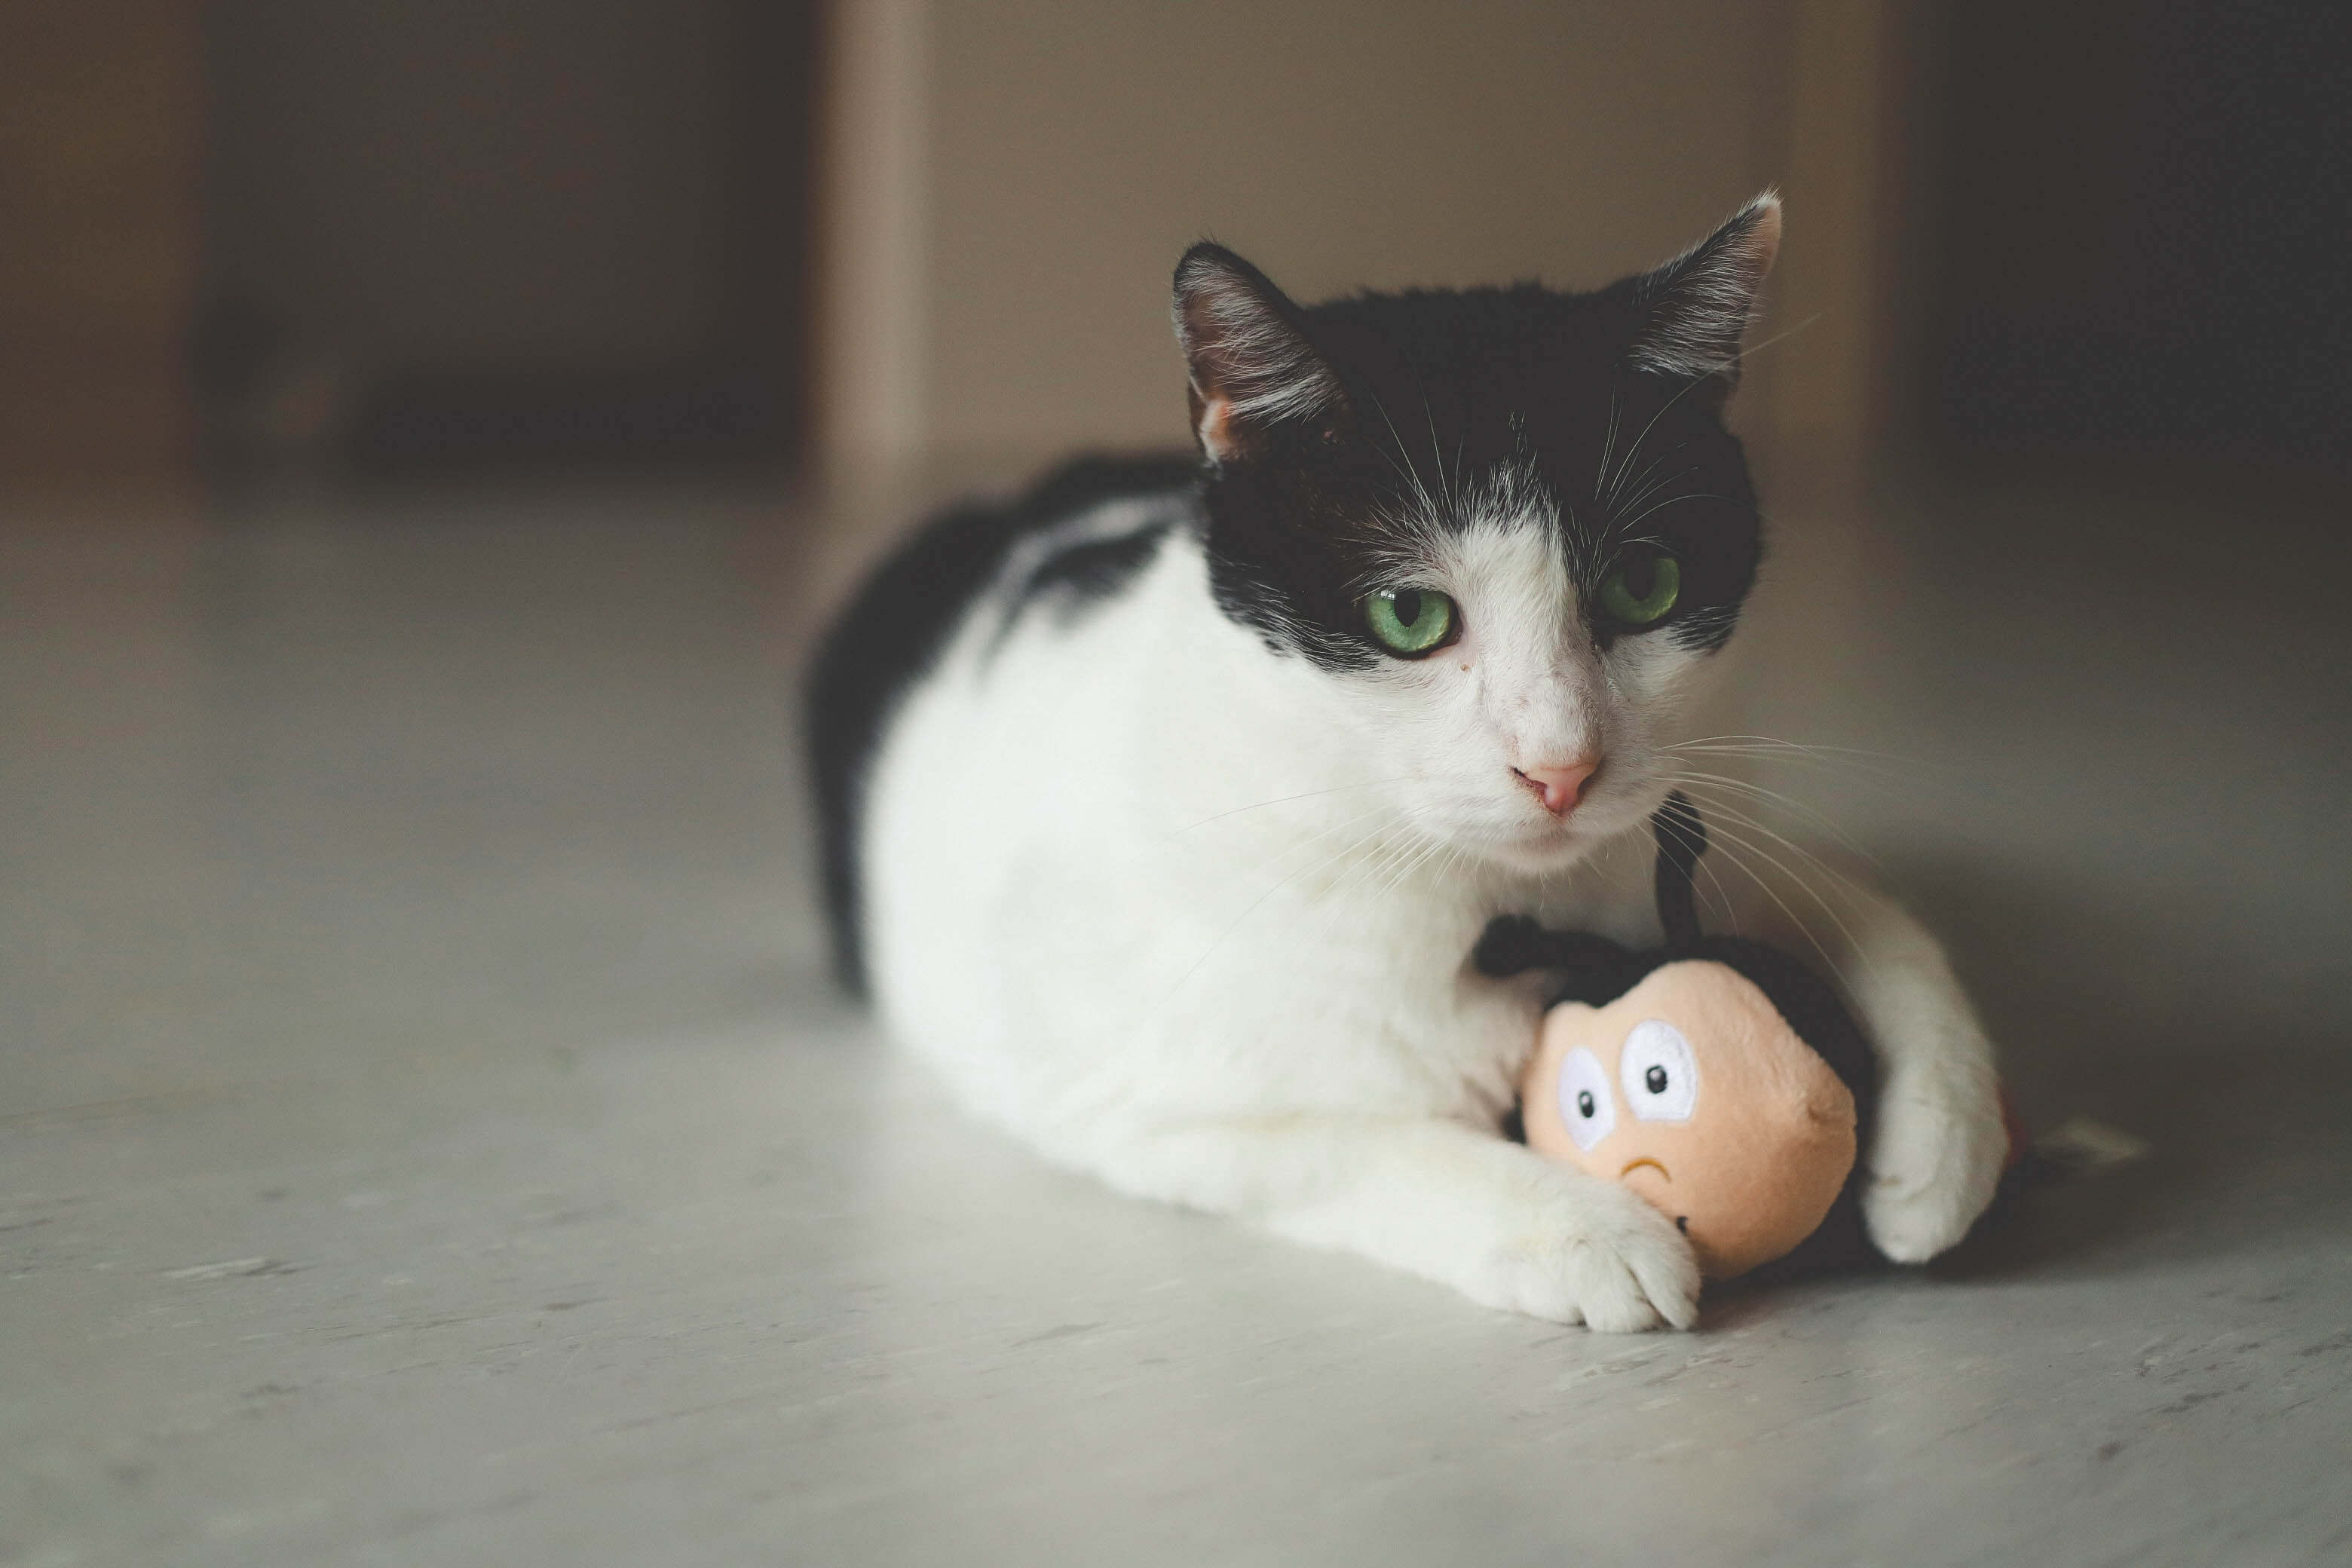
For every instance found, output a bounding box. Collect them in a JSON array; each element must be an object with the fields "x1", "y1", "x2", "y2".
[
  {"x1": 196, "y1": 0, "x2": 817, "y2": 478},
  {"x1": 1905, "y1": 0, "x2": 2352, "y2": 481}
]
